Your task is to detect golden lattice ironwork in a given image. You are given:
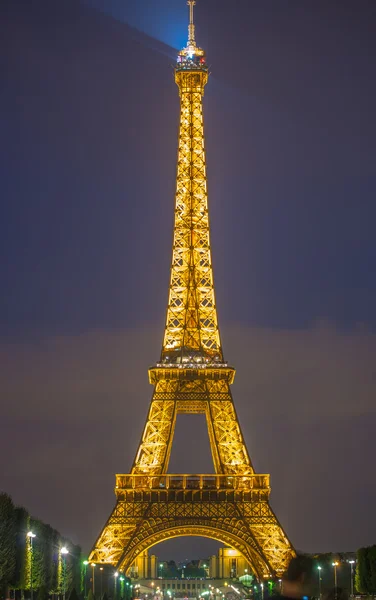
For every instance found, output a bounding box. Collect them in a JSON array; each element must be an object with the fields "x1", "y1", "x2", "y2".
[
  {"x1": 162, "y1": 48, "x2": 218, "y2": 361},
  {"x1": 89, "y1": 0, "x2": 295, "y2": 580}
]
